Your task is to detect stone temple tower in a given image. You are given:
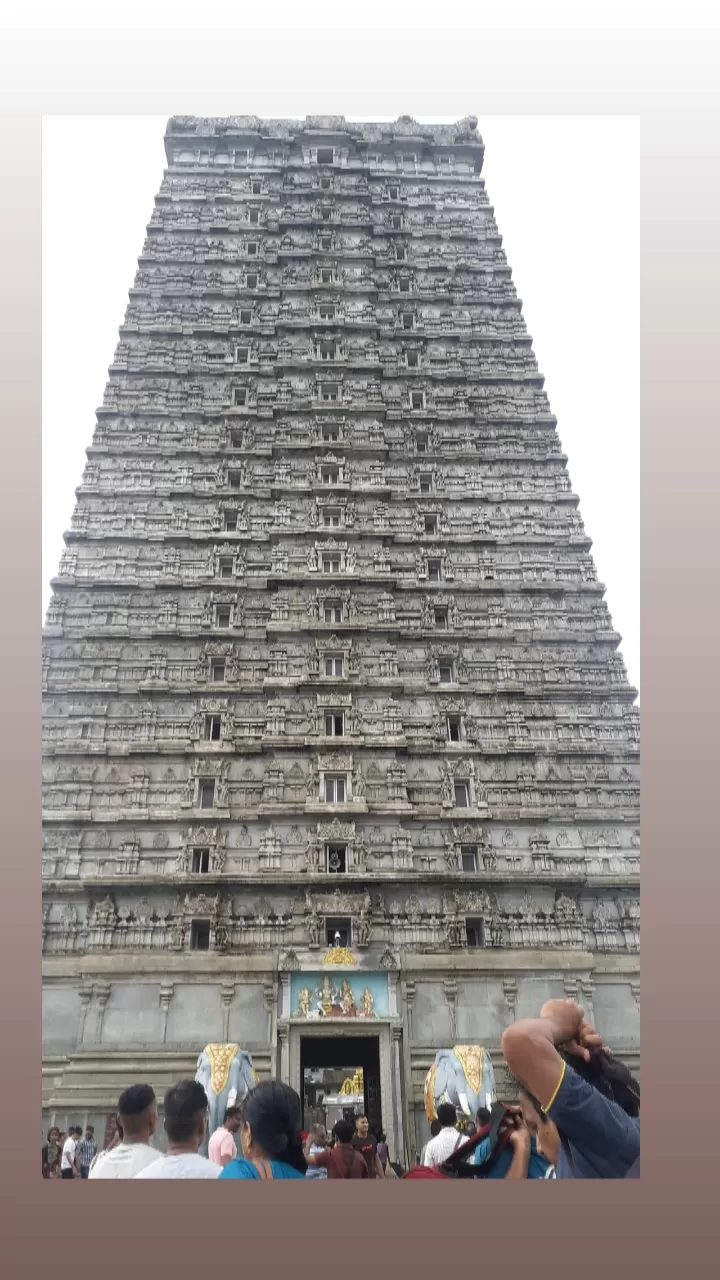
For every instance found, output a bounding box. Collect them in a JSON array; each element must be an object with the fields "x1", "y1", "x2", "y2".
[{"x1": 42, "y1": 115, "x2": 639, "y2": 1160}]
